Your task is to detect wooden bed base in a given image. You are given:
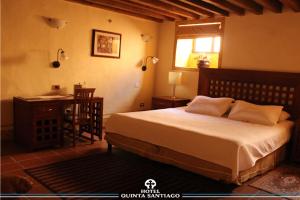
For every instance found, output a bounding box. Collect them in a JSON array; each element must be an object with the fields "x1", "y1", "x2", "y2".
[{"x1": 106, "y1": 132, "x2": 286, "y2": 185}]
